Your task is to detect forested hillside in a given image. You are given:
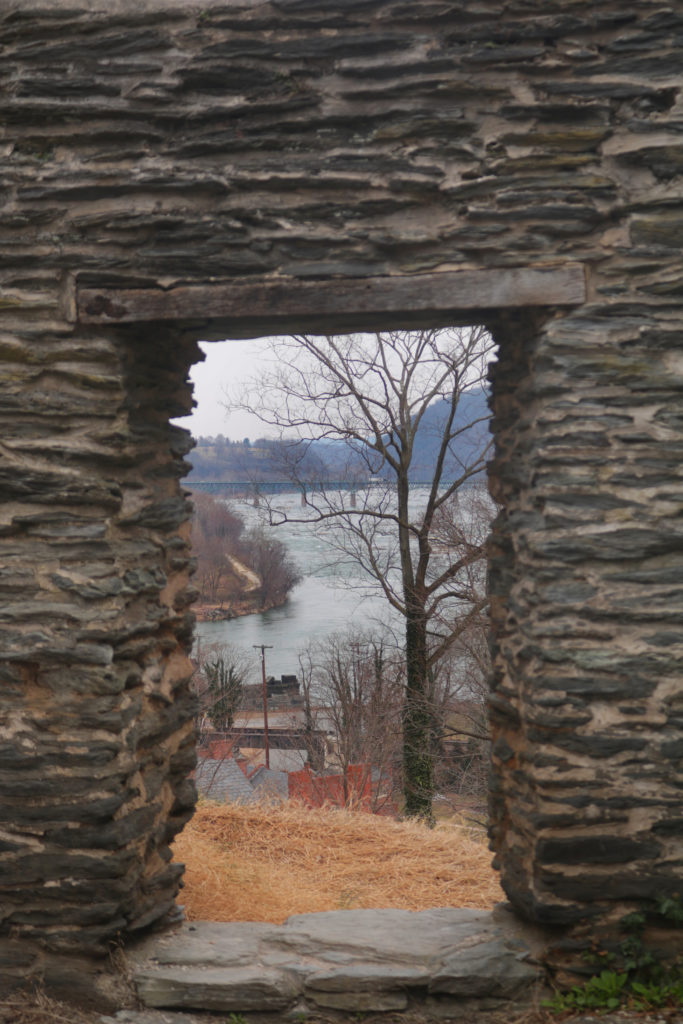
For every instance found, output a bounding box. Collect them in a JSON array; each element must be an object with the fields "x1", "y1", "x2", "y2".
[
  {"x1": 186, "y1": 387, "x2": 491, "y2": 484},
  {"x1": 192, "y1": 492, "x2": 300, "y2": 618}
]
